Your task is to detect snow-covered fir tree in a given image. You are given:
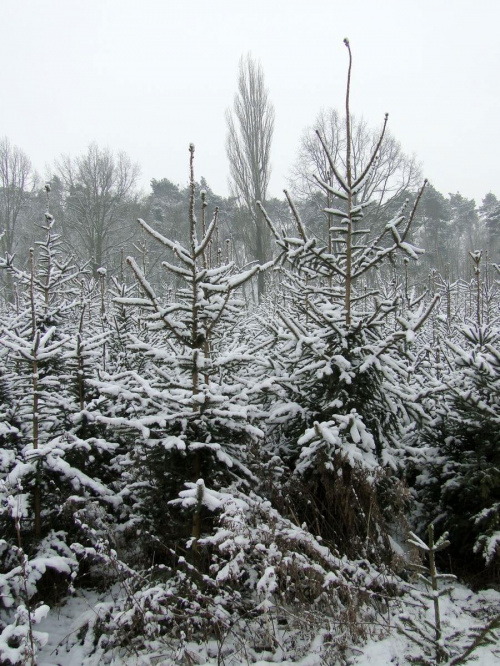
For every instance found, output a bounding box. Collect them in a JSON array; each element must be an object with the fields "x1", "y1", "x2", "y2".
[{"x1": 257, "y1": 39, "x2": 438, "y2": 564}]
